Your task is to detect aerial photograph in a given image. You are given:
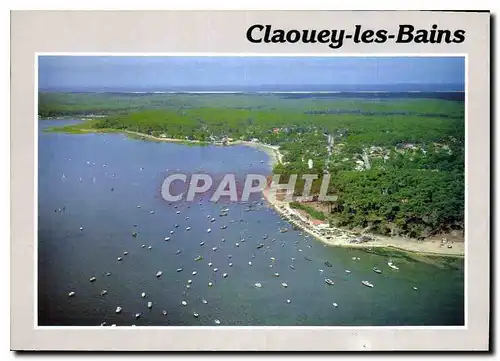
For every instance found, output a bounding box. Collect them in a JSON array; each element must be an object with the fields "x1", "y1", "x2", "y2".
[{"x1": 38, "y1": 56, "x2": 465, "y2": 326}]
